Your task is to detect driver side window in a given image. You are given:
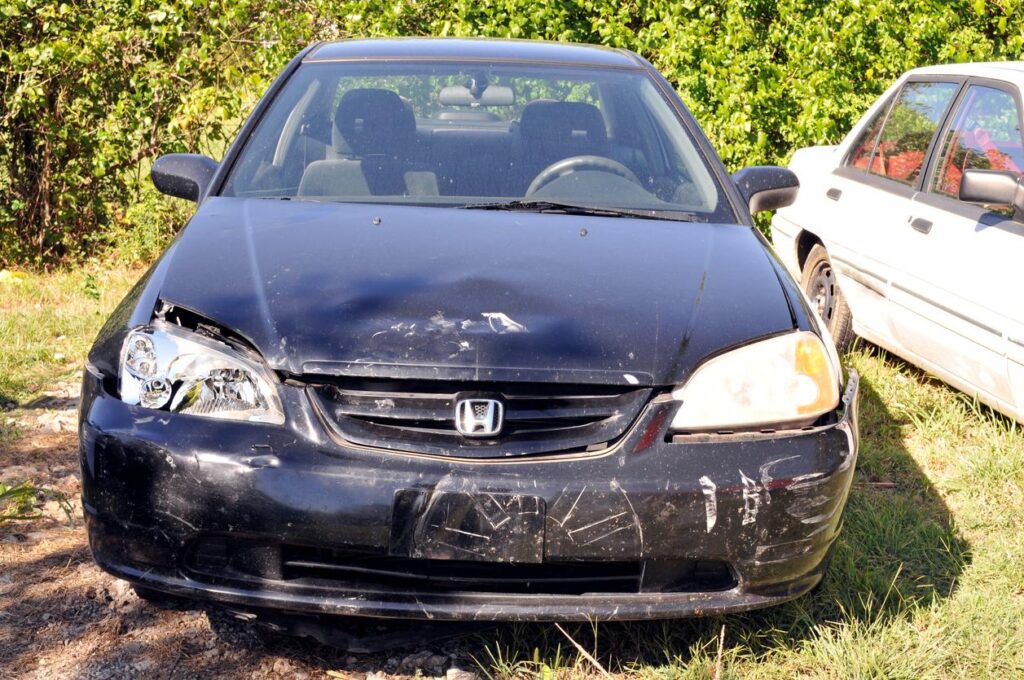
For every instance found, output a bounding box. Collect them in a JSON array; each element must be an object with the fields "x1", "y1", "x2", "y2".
[{"x1": 929, "y1": 85, "x2": 1024, "y2": 205}]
